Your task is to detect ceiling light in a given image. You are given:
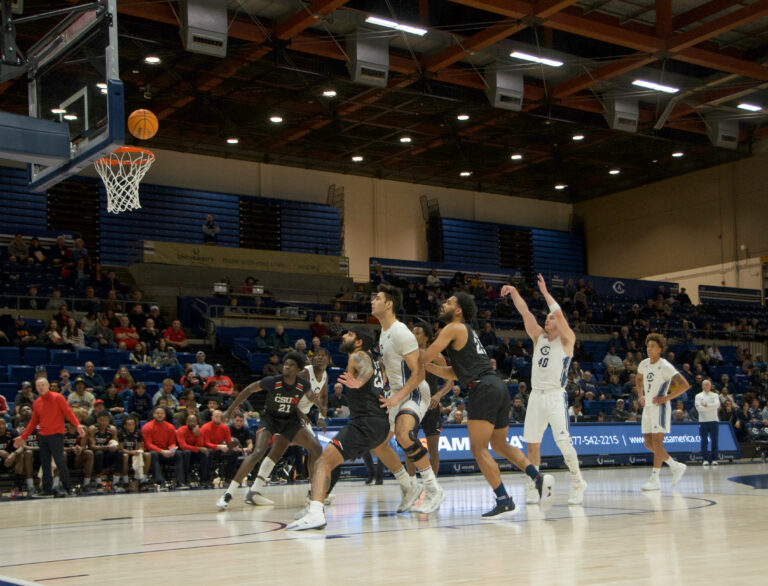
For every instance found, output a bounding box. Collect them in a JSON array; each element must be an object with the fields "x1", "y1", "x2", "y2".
[
  {"x1": 144, "y1": 56, "x2": 161, "y2": 64},
  {"x1": 270, "y1": 116, "x2": 283, "y2": 123},
  {"x1": 51, "y1": 108, "x2": 66, "y2": 115},
  {"x1": 572, "y1": 134, "x2": 584, "y2": 141},
  {"x1": 351, "y1": 155, "x2": 364, "y2": 162},
  {"x1": 322, "y1": 89, "x2": 337, "y2": 98},
  {"x1": 672, "y1": 151, "x2": 684, "y2": 158},
  {"x1": 399, "y1": 136, "x2": 412, "y2": 143},
  {"x1": 510, "y1": 153, "x2": 523, "y2": 160},
  {"x1": 632, "y1": 79, "x2": 679, "y2": 94},
  {"x1": 226, "y1": 138, "x2": 239, "y2": 144},
  {"x1": 96, "y1": 83, "x2": 107, "y2": 89},
  {"x1": 456, "y1": 114, "x2": 469, "y2": 121},
  {"x1": 554, "y1": 184, "x2": 567, "y2": 190},
  {"x1": 100, "y1": 88, "x2": 108, "y2": 94},
  {"x1": 63, "y1": 114, "x2": 78, "y2": 121},
  {"x1": 609, "y1": 168, "x2": 620, "y2": 175},
  {"x1": 365, "y1": 16, "x2": 428, "y2": 36},
  {"x1": 460, "y1": 171, "x2": 472, "y2": 177},
  {"x1": 510, "y1": 51, "x2": 563, "y2": 68},
  {"x1": 737, "y1": 103, "x2": 762, "y2": 112}
]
